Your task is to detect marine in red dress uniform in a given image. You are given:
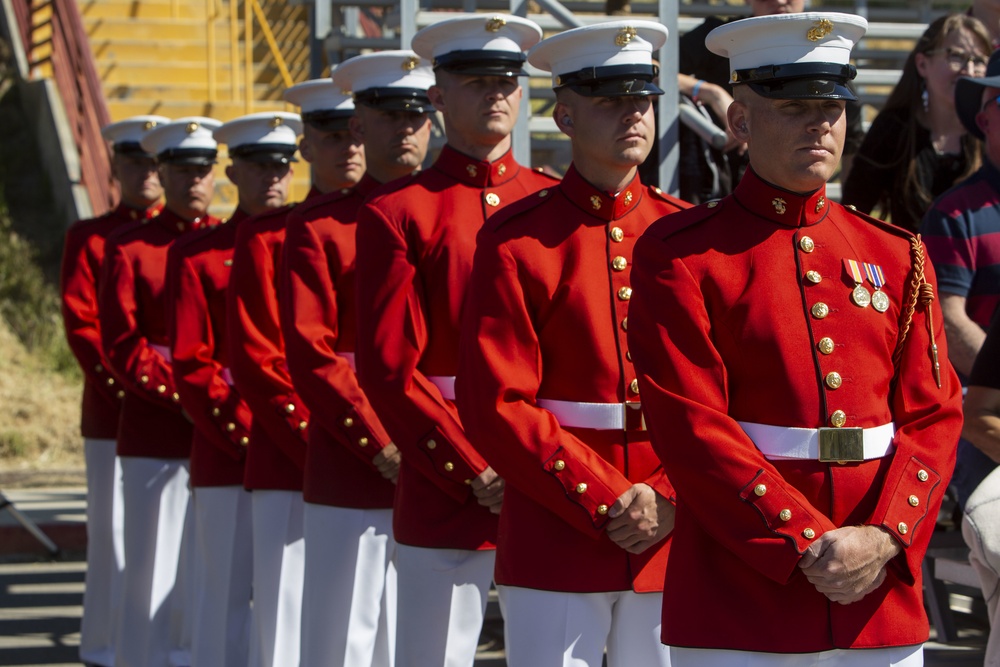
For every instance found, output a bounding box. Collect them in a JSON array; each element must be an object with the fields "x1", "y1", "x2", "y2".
[
  {"x1": 280, "y1": 55, "x2": 432, "y2": 667},
  {"x1": 627, "y1": 14, "x2": 963, "y2": 665},
  {"x1": 62, "y1": 114, "x2": 167, "y2": 667},
  {"x1": 223, "y1": 107, "x2": 363, "y2": 667},
  {"x1": 100, "y1": 116, "x2": 222, "y2": 667},
  {"x1": 457, "y1": 21, "x2": 689, "y2": 667},
  {"x1": 353, "y1": 14, "x2": 556, "y2": 667}
]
